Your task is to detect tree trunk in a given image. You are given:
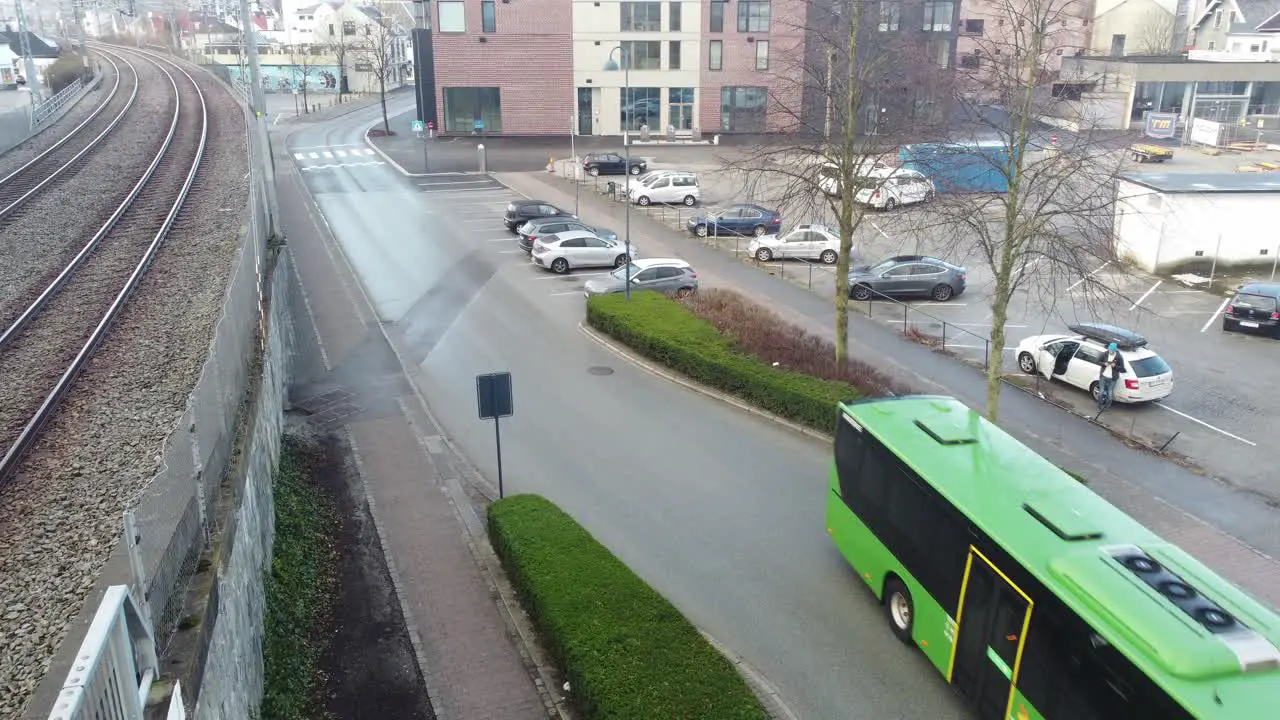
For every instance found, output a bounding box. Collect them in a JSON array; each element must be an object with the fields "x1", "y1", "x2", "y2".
[
  {"x1": 984, "y1": 232, "x2": 1016, "y2": 421},
  {"x1": 833, "y1": 4, "x2": 863, "y2": 376},
  {"x1": 301, "y1": 73, "x2": 309, "y2": 114},
  {"x1": 379, "y1": 74, "x2": 389, "y2": 133}
]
